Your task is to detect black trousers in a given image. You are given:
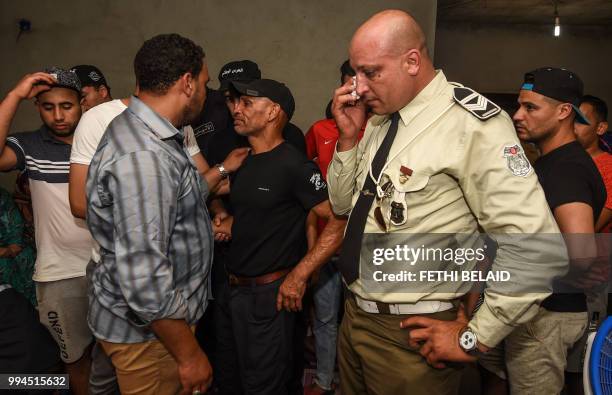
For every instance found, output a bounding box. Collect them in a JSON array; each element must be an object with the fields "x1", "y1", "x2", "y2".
[
  {"x1": 0, "y1": 288, "x2": 62, "y2": 395},
  {"x1": 215, "y1": 276, "x2": 297, "y2": 395}
]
